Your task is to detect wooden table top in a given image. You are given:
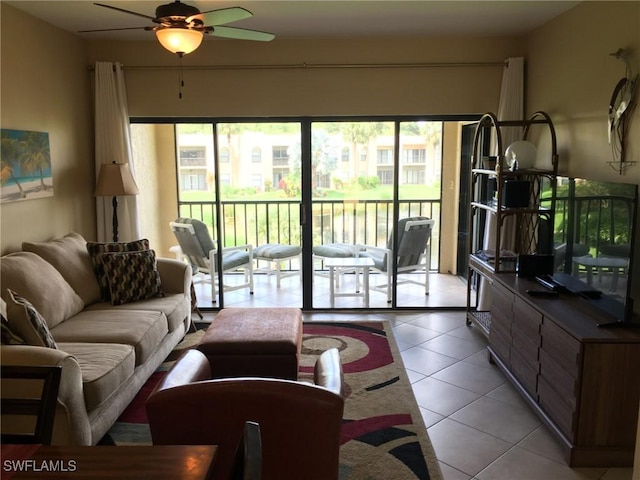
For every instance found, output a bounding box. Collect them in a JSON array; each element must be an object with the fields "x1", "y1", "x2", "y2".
[{"x1": 1, "y1": 445, "x2": 217, "y2": 479}]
